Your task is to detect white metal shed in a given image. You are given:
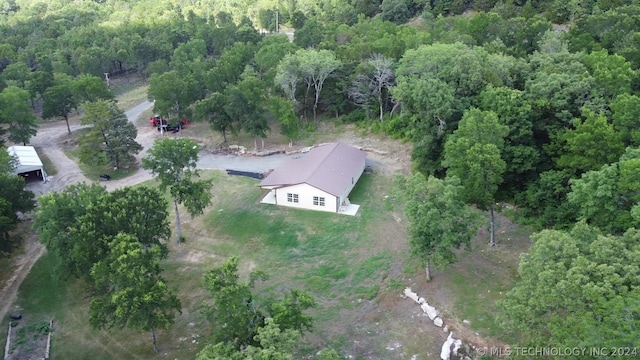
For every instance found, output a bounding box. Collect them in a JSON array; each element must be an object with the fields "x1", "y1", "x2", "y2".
[{"x1": 7, "y1": 145, "x2": 47, "y2": 182}]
